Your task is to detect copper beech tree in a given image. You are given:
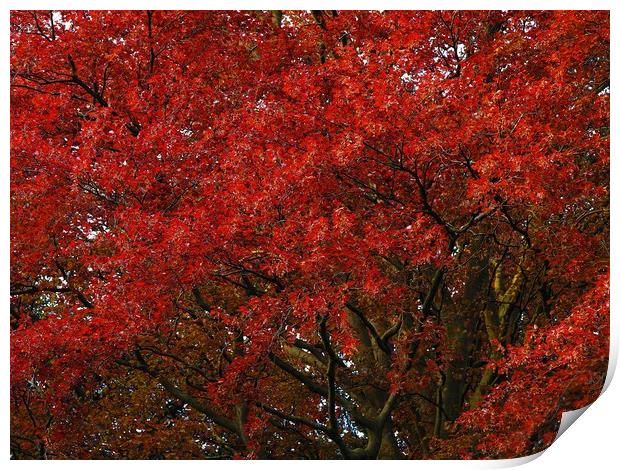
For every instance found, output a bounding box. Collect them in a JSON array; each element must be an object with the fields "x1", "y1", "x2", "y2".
[{"x1": 10, "y1": 10, "x2": 609, "y2": 459}]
